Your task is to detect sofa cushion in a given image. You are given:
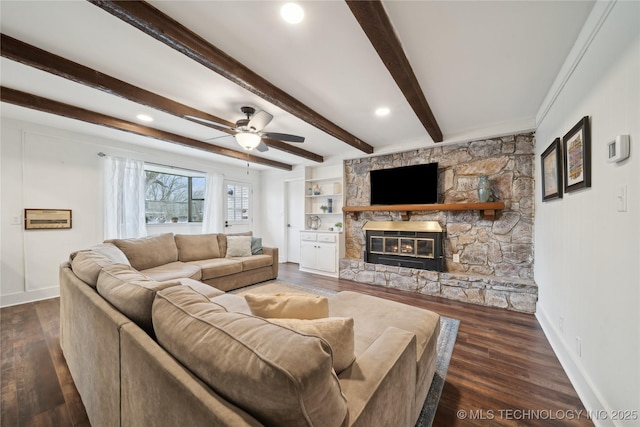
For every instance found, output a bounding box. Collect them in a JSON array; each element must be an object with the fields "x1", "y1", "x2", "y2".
[
  {"x1": 174, "y1": 234, "x2": 221, "y2": 262},
  {"x1": 97, "y1": 264, "x2": 177, "y2": 335},
  {"x1": 161, "y1": 278, "x2": 224, "y2": 299},
  {"x1": 210, "y1": 293, "x2": 252, "y2": 314},
  {"x1": 71, "y1": 250, "x2": 126, "y2": 288},
  {"x1": 188, "y1": 258, "x2": 243, "y2": 280},
  {"x1": 153, "y1": 286, "x2": 348, "y2": 427},
  {"x1": 217, "y1": 232, "x2": 252, "y2": 258},
  {"x1": 140, "y1": 261, "x2": 202, "y2": 282},
  {"x1": 234, "y1": 254, "x2": 273, "y2": 271},
  {"x1": 225, "y1": 236, "x2": 252, "y2": 257},
  {"x1": 269, "y1": 317, "x2": 356, "y2": 374},
  {"x1": 329, "y1": 291, "x2": 440, "y2": 362},
  {"x1": 107, "y1": 233, "x2": 178, "y2": 271},
  {"x1": 244, "y1": 293, "x2": 329, "y2": 319}
]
